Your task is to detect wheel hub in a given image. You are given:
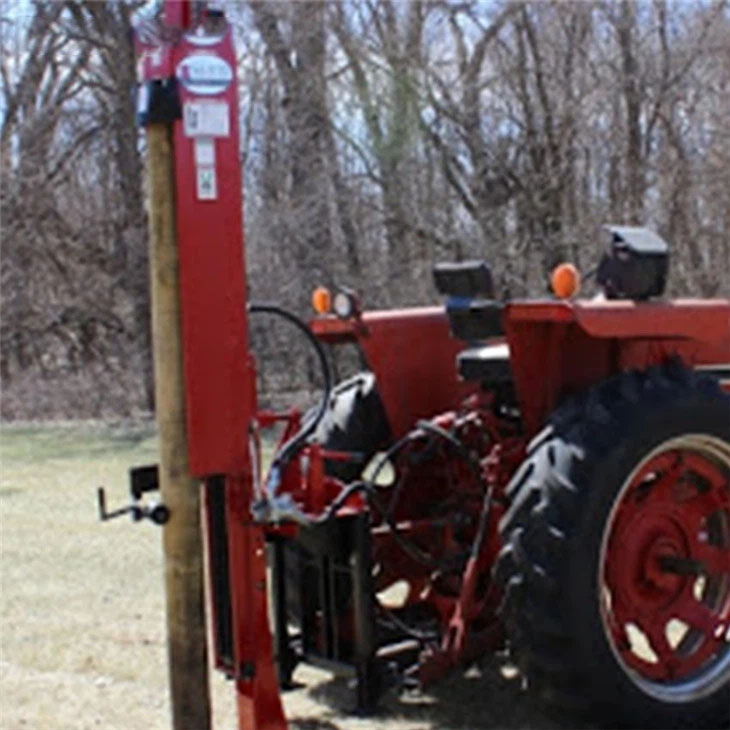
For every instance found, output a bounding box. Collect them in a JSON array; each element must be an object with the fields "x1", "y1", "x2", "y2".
[
  {"x1": 612, "y1": 507, "x2": 690, "y2": 610},
  {"x1": 645, "y1": 536, "x2": 684, "y2": 593},
  {"x1": 600, "y1": 437, "x2": 730, "y2": 700}
]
